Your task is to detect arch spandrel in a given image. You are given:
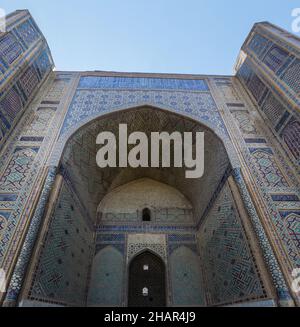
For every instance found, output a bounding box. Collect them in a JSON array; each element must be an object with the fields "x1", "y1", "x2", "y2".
[{"x1": 49, "y1": 102, "x2": 240, "y2": 169}]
